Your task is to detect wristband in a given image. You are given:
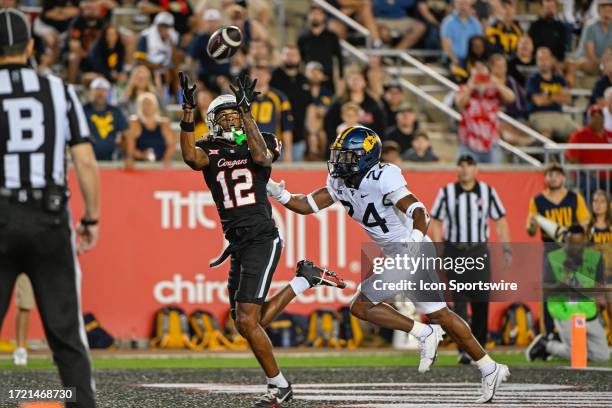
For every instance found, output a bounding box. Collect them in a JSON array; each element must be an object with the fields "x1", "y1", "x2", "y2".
[
  {"x1": 80, "y1": 218, "x2": 98, "y2": 227},
  {"x1": 278, "y1": 190, "x2": 291, "y2": 205},
  {"x1": 180, "y1": 120, "x2": 195, "y2": 132},
  {"x1": 410, "y1": 229, "x2": 424, "y2": 243},
  {"x1": 306, "y1": 193, "x2": 320, "y2": 213}
]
